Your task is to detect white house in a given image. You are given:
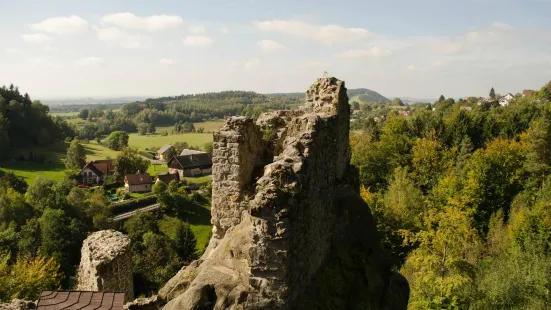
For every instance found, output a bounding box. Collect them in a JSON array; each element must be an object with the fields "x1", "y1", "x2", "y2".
[{"x1": 499, "y1": 93, "x2": 515, "y2": 107}]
